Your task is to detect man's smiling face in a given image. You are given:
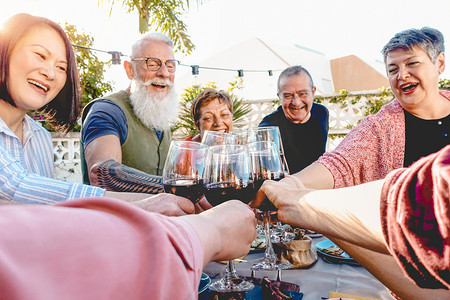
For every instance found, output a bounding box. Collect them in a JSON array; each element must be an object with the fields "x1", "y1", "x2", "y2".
[
  {"x1": 278, "y1": 72, "x2": 316, "y2": 124},
  {"x1": 129, "y1": 39, "x2": 175, "y2": 99}
]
